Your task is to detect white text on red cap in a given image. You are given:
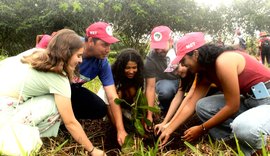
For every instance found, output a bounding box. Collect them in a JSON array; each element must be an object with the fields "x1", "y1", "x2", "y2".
[
  {"x1": 186, "y1": 42, "x2": 195, "y2": 49},
  {"x1": 89, "y1": 31, "x2": 97, "y2": 35}
]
